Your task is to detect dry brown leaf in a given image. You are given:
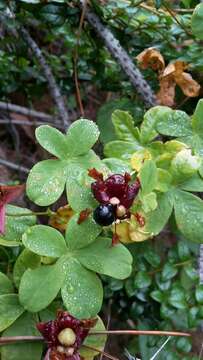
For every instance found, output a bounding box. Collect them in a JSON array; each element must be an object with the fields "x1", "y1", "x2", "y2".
[
  {"x1": 157, "y1": 76, "x2": 176, "y2": 107},
  {"x1": 157, "y1": 60, "x2": 200, "y2": 105},
  {"x1": 136, "y1": 47, "x2": 165, "y2": 73},
  {"x1": 49, "y1": 205, "x2": 74, "y2": 232},
  {"x1": 175, "y1": 71, "x2": 200, "y2": 97}
]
